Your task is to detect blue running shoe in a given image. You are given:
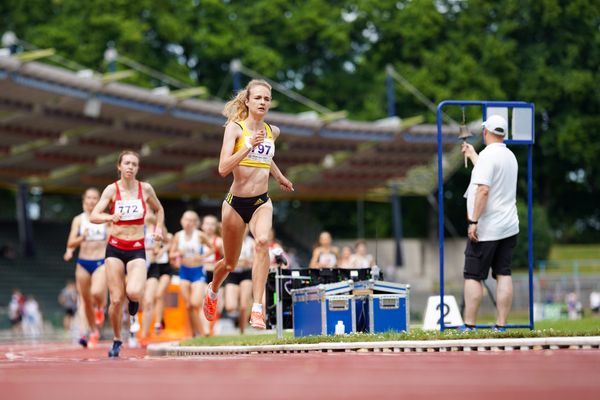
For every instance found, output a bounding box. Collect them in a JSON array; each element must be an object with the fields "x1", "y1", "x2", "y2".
[
  {"x1": 108, "y1": 340, "x2": 123, "y2": 358},
  {"x1": 128, "y1": 300, "x2": 139, "y2": 316},
  {"x1": 492, "y1": 325, "x2": 507, "y2": 333},
  {"x1": 457, "y1": 325, "x2": 477, "y2": 333},
  {"x1": 79, "y1": 335, "x2": 89, "y2": 348}
]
